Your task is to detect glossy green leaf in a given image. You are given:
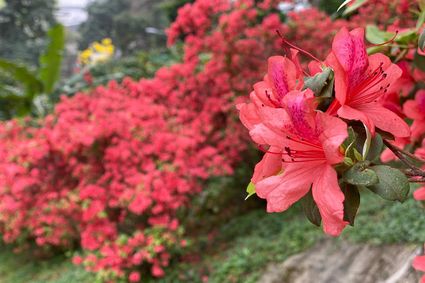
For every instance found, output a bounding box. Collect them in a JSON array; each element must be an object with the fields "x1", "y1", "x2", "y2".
[
  {"x1": 303, "y1": 67, "x2": 334, "y2": 98},
  {"x1": 341, "y1": 183, "x2": 360, "y2": 226},
  {"x1": 414, "y1": 50, "x2": 425, "y2": 72},
  {"x1": 300, "y1": 189, "x2": 321, "y2": 227},
  {"x1": 366, "y1": 133, "x2": 383, "y2": 162},
  {"x1": 369, "y1": 165, "x2": 410, "y2": 202},
  {"x1": 342, "y1": 0, "x2": 368, "y2": 15},
  {"x1": 417, "y1": 10, "x2": 425, "y2": 30},
  {"x1": 0, "y1": 59, "x2": 43, "y2": 98},
  {"x1": 343, "y1": 161, "x2": 378, "y2": 186},
  {"x1": 419, "y1": 29, "x2": 425, "y2": 52},
  {"x1": 366, "y1": 25, "x2": 394, "y2": 45},
  {"x1": 38, "y1": 24, "x2": 65, "y2": 94},
  {"x1": 395, "y1": 29, "x2": 417, "y2": 46},
  {"x1": 245, "y1": 182, "x2": 256, "y2": 200}
]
